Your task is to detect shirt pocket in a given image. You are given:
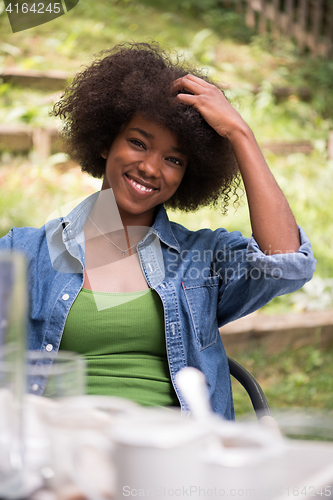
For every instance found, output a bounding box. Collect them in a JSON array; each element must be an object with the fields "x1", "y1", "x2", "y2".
[{"x1": 182, "y1": 274, "x2": 220, "y2": 351}]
